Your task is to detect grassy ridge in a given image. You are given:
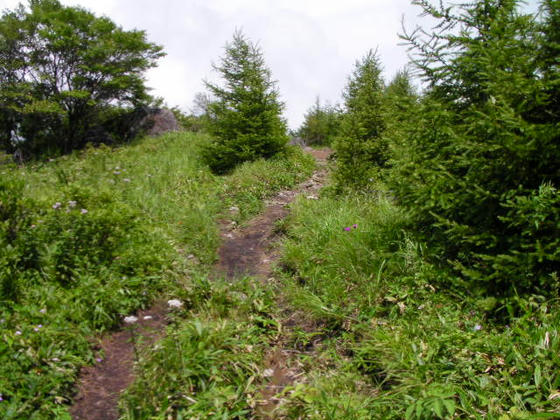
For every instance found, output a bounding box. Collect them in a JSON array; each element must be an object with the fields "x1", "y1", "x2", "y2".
[
  {"x1": 274, "y1": 190, "x2": 560, "y2": 419},
  {"x1": 0, "y1": 132, "x2": 314, "y2": 419}
]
